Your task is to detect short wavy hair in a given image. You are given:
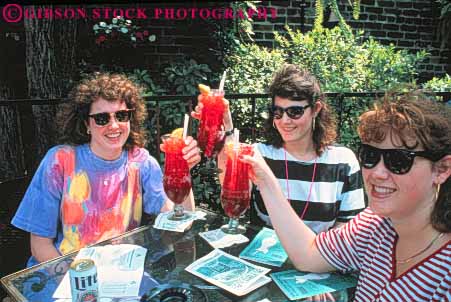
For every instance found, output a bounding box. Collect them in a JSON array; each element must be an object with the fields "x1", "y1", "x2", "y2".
[
  {"x1": 57, "y1": 73, "x2": 148, "y2": 149},
  {"x1": 263, "y1": 64, "x2": 336, "y2": 155},
  {"x1": 358, "y1": 90, "x2": 451, "y2": 232}
]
